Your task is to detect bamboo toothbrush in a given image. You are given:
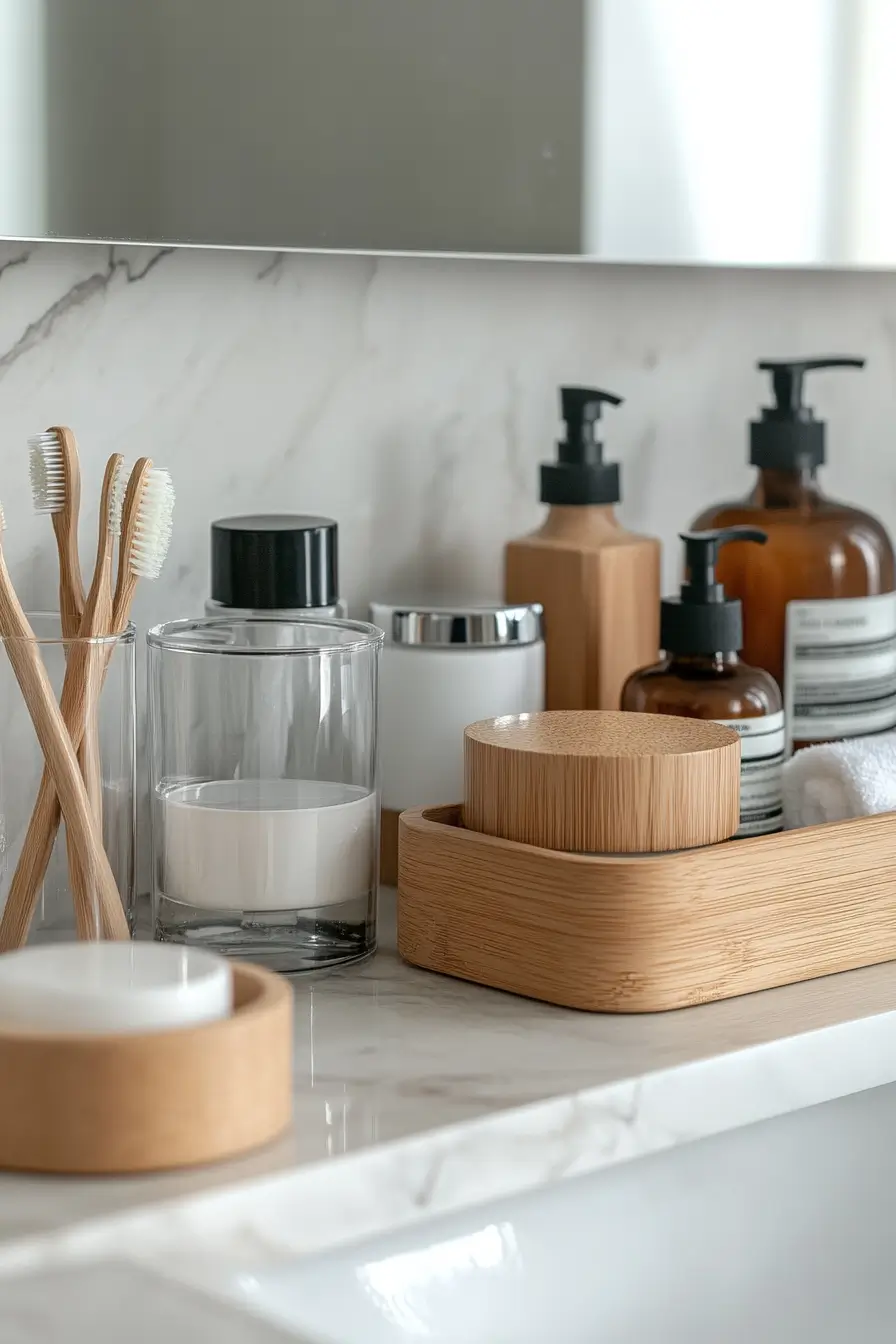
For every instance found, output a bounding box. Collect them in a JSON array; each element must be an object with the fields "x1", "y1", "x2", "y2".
[
  {"x1": 64, "y1": 454, "x2": 125, "y2": 940},
  {"x1": 76, "y1": 453, "x2": 125, "y2": 850},
  {"x1": 29, "y1": 425, "x2": 100, "y2": 897},
  {"x1": 112, "y1": 459, "x2": 174, "y2": 630},
  {"x1": 0, "y1": 502, "x2": 123, "y2": 938},
  {"x1": 29, "y1": 428, "x2": 84, "y2": 639},
  {"x1": 0, "y1": 459, "x2": 175, "y2": 950}
]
